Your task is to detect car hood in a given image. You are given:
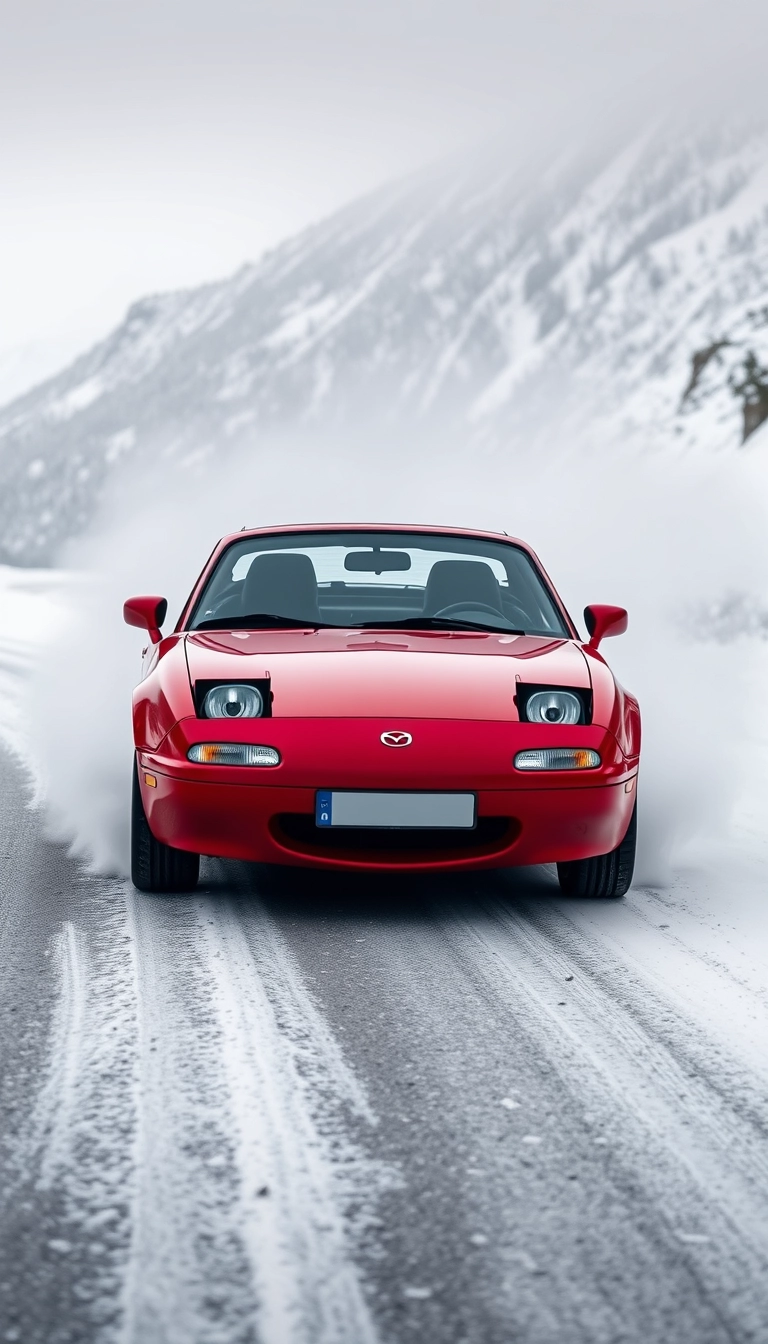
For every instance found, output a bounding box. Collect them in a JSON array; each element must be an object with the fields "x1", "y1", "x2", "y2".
[{"x1": 184, "y1": 628, "x2": 590, "y2": 721}]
